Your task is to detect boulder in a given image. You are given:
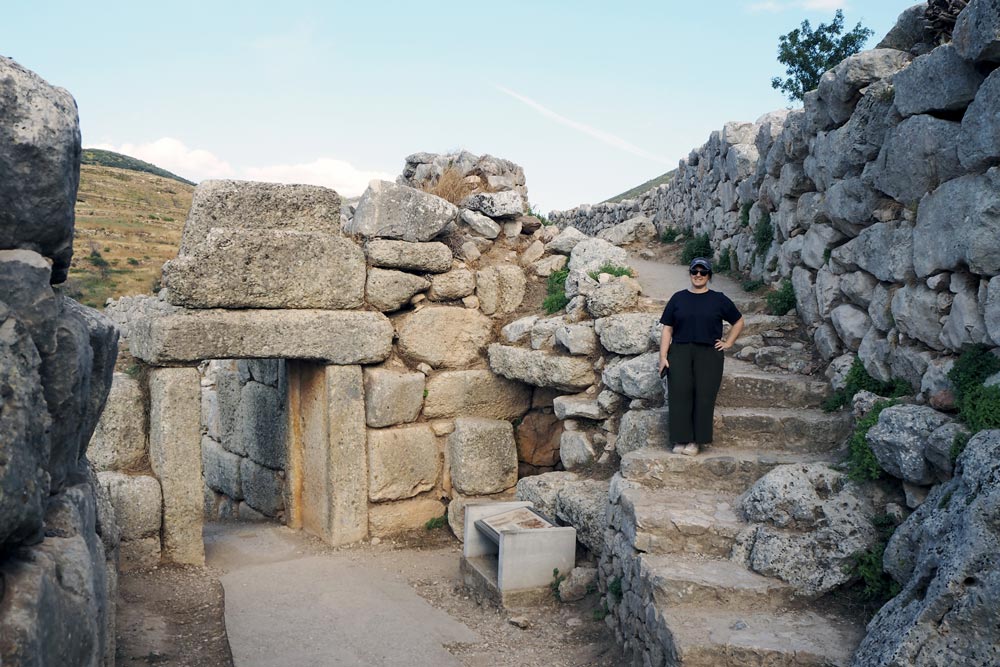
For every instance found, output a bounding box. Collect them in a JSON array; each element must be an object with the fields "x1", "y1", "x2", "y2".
[
  {"x1": 830, "y1": 304, "x2": 872, "y2": 352},
  {"x1": 792, "y1": 266, "x2": 820, "y2": 326},
  {"x1": 488, "y1": 344, "x2": 595, "y2": 391},
  {"x1": 395, "y1": 306, "x2": 492, "y2": 368},
  {"x1": 346, "y1": 180, "x2": 457, "y2": 241},
  {"x1": 734, "y1": 464, "x2": 876, "y2": 597},
  {"x1": 0, "y1": 57, "x2": 81, "y2": 283},
  {"x1": 558, "y1": 567, "x2": 597, "y2": 602},
  {"x1": 459, "y1": 209, "x2": 500, "y2": 238},
  {"x1": 867, "y1": 404, "x2": 953, "y2": 486},
  {"x1": 476, "y1": 265, "x2": 526, "y2": 315},
  {"x1": 595, "y1": 314, "x2": 657, "y2": 355},
  {"x1": 461, "y1": 190, "x2": 524, "y2": 218},
  {"x1": 940, "y1": 272, "x2": 990, "y2": 351},
  {"x1": 516, "y1": 471, "x2": 580, "y2": 520},
  {"x1": 618, "y1": 352, "x2": 663, "y2": 401},
  {"x1": 559, "y1": 431, "x2": 595, "y2": 470},
  {"x1": 201, "y1": 437, "x2": 242, "y2": 499},
  {"x1": 800, "y1": 224, "x2": 845, "y2": 270},
  {"x1": 821, "y1": 177, "x2": 880, "y2": 236},
  {"x1": 545, "y1": 226, "x2": 588, "y2": 254},
  {"x1": 532, "y1": 254, "x2": 568, "y2": 277},
  {"x1": 130, "y1": 309, "x2": 393, "y2": 365},
  {"x1": 833, "y1": 220, "x2": 914, "y2": 283},
  {"x1": 952, "y1": 0, "x2": 1000, "y2": 62},
  {"x1": 447, "y1": 418, "x2": 518, "y2": 495},
  {"x1": 857, "y1": 430, "x2": 1000, "y2": 667},
  {"x1": 240, "y1": 459, "x2": 284, "y2": 517},
  {"x1": 363, "y1": 367, "x2": 425, "y2": 428},
  {"x1": 815, "y1": 49, "x2": 913, "y2": 125},
  {"x1": 617, "y1": 408, "x2": 668, "y2": 456},
  {"x1": 515, "y1": 411, "x2": 563, "y2": 467},
  {"x1": 915, "y1": 168, "x2": 1000, "y2": 277},
  {"x1": 988, "y1": 276, "x2": 1000, "y2": 346},
  {"x1": 867, "y1": 114, "x2": 964, "y2": 207},
  {"x1": 554, "y1": 322, "x2": 597, "y2": 356},
  {"x1": 178, "y1": 180, "x2": 342, "y2": 253},
  {"x1": 365, "y1": 240, "x2": 452, "y2": 273},
  {"x1": 891, "y1": 283, "x2": 950, "y2": 350},
  {"x1": 553, "y1": 394, "x2": 609, "y2": 421},
  {"x1": 164, "y1": 229, "x2": 366, "y2": 309},
  {"x1": 365, "y1": 268, "x2": 429, "y2": 312},
  {"x1": 595, "y1": 216, "x2": 656, "y2": 246},
  {"x1": 555, "y1": 479, "x2": 609, "y2": 554},
  {"x1": 422, "y1": 370, "x2": 531, "y2": 420},
  {"x1": 877, "y1": 3, "x2": 933, "y2": 54},
  {"x1": 500, "y1": 315, "x2": 538, "y2": 344},
  {"x1": 88, "y1": 372, "x2": 147, "y2": 472},
  {"x1": 367, "y1": 424, "x2": 439, "y2": 501},
  {"x1": 567, "y1": 238, "x2": 629, "y2": 273},
  {"x1": 519, "y1": 240, "x2": 545, "y2": 266},
  {"x1": 585, "y1": 278, "x2": 640, "y2": 318},
  {"x1": 97, "y1": 472, "x2": 162, "y2": 541},
  {"x1": 427, "y1": 268, "x2": 475, "y2": 301},
  {"x1": 893, "y1": 44, "x2": 986, "y2": 117}
]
